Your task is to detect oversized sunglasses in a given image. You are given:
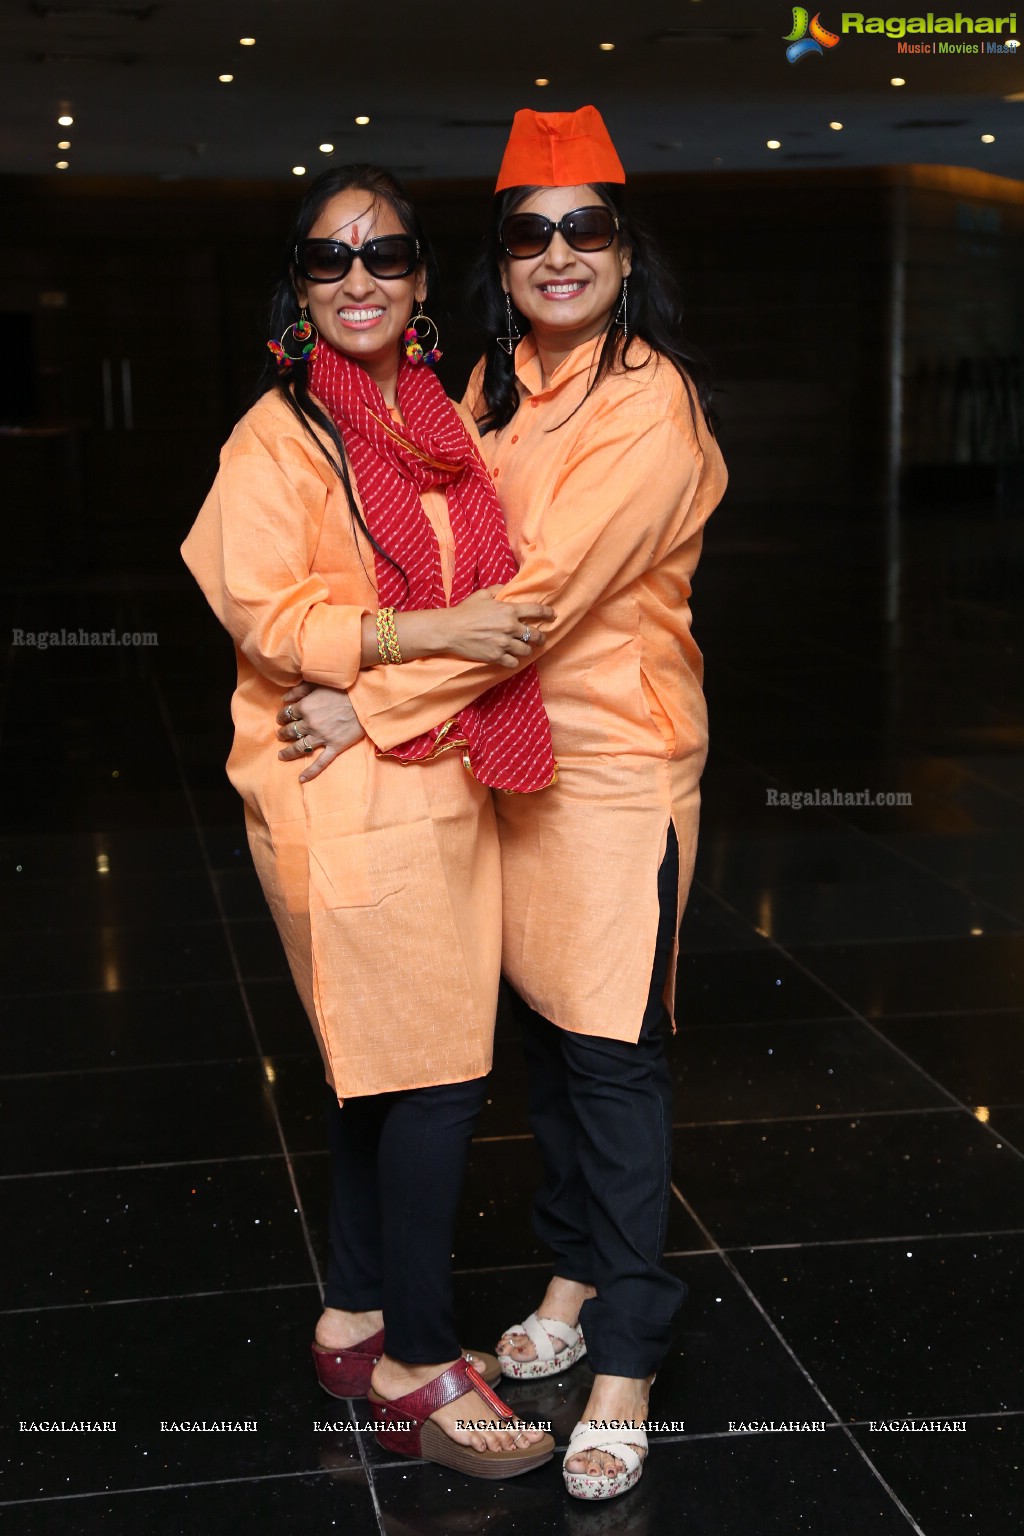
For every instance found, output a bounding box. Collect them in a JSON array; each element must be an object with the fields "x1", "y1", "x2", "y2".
[
  {"x1": 294, "y1": 234, "x2": 420, "y2": 283},
  {"x1": 499, "y1": 205, "x2": 619, "y2": 260}
]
